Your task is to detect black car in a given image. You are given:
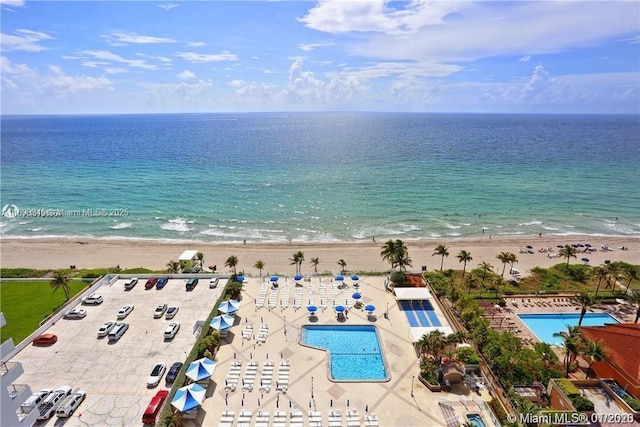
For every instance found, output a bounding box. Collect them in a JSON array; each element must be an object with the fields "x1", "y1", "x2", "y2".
[
  {"x1": 166, "y1": 362, "x2": 183, "y2": 383},
  {"x1": 185, "y1": 278, "x2": 198, "y2": 291}
]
